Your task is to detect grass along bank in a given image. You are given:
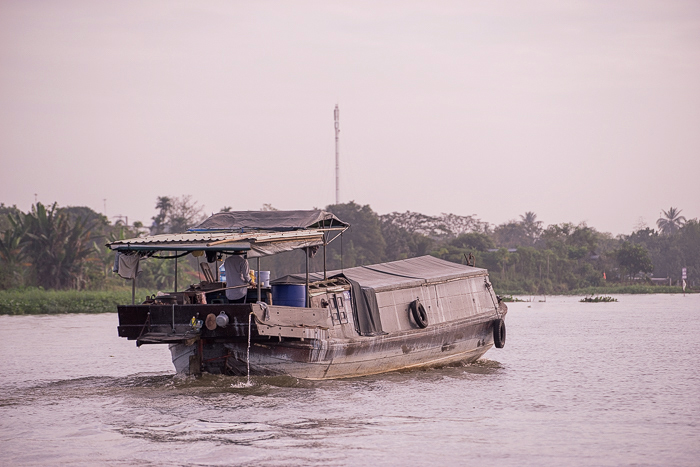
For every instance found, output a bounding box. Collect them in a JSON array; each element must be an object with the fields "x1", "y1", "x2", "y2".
[
  {"x1": 567, "y1": 284, "x2": 693, "y2": 295},
  {"x1": 1, "y1": 283, "x2": 695, "y2": 315},
  {"x1": 496, "y1": 284, "x2": 693, "y2": 296},
  {"x1": 0, "y1": 288, "x2": 154, "y2": 315}
]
